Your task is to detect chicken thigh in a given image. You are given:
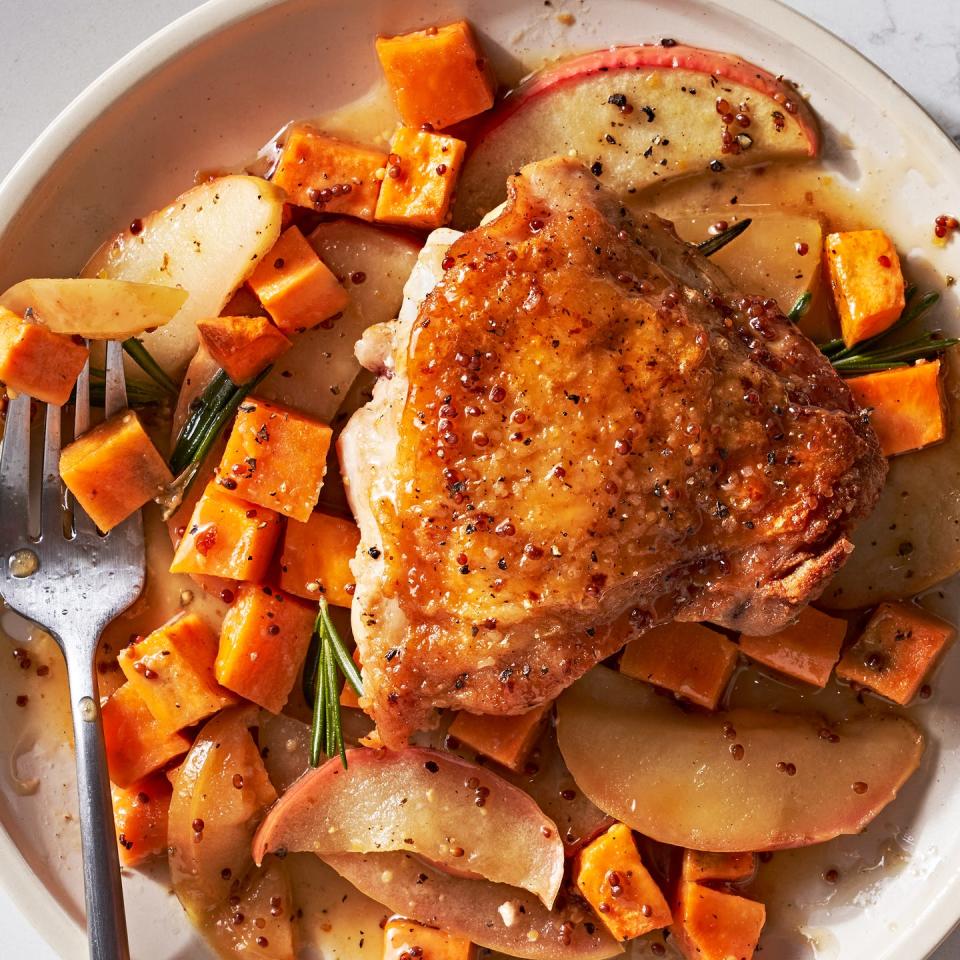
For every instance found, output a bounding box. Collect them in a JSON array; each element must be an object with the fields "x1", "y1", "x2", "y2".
[{"x1": 340, "y1": 157, "x2": 886, "y2": 748}]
